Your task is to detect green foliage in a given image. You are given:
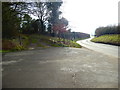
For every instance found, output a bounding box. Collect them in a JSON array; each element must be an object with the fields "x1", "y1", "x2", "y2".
[
  {"x1": 31, "y1": 38, "x2": 38, "y2": 43},
  {"x1": 95, "y1": 25, "x2": 119, "y2": 37},
  {"x1": 28, "y1": 34, "x2": 82, "y2": 48},
  {"x1": 2, "y1": 2, "x2": 72, "y2": 41},
  {"x1": 48, "y1": 36, "x2": 82, "y2": 48},
  {"x1": 2, "y1": 34, "x2": 82, "y2": 52},
  {"x1": 91, "y1": 34, "x2": 120, "y2": 46},
  {"x1": 13, "y1": 45, "x2": 25, "y2": 51},
  {"x1": 2, "y1": 2, "x2": 22, "y2": 38},
  {"x1": 0, "y1": 50, "x2": 10, "y2": 53}
]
